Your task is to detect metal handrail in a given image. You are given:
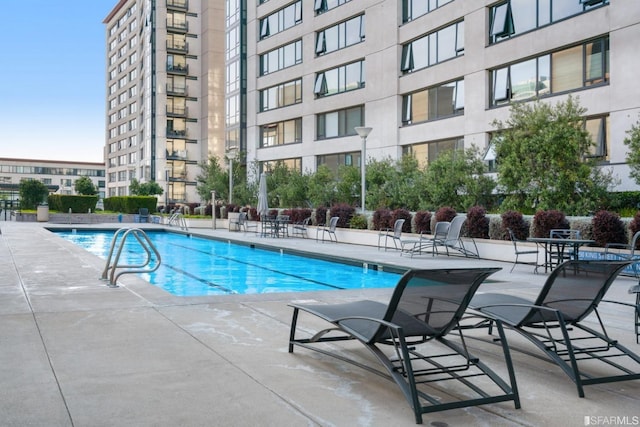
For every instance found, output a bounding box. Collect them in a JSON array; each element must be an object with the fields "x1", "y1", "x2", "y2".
[
  {"x1": 101, "y1": 228, "x2": 161, "y2": 287},
  {"x1": 167, "y1": 212, "x2": 189, "y2": 230}
]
